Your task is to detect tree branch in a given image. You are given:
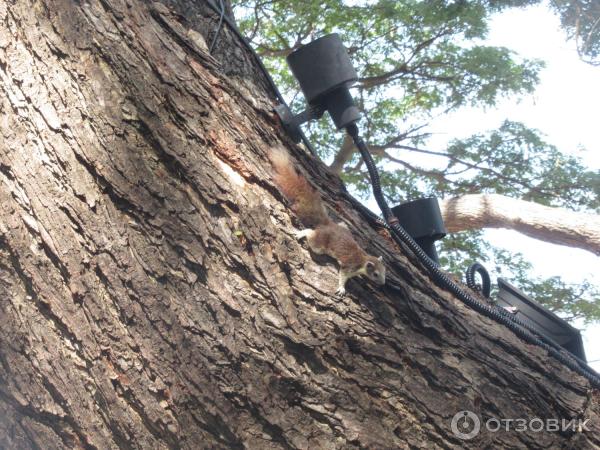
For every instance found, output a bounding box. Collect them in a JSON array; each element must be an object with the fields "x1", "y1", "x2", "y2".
[
  {"x1": 381, "y1": 142, "x2": 560, "y2": 200},
  {"x1": 439, "y1": 194, "x2": 600, "y2": 255},
  {"x1": 329, "y1": 134, "x2": 355, "y2": 175}
]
